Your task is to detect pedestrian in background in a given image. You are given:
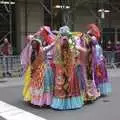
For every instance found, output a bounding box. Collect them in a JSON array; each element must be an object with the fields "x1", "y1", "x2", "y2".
[{"x1": 0, "y1": 38, "x2": 12, "y2": 77}]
